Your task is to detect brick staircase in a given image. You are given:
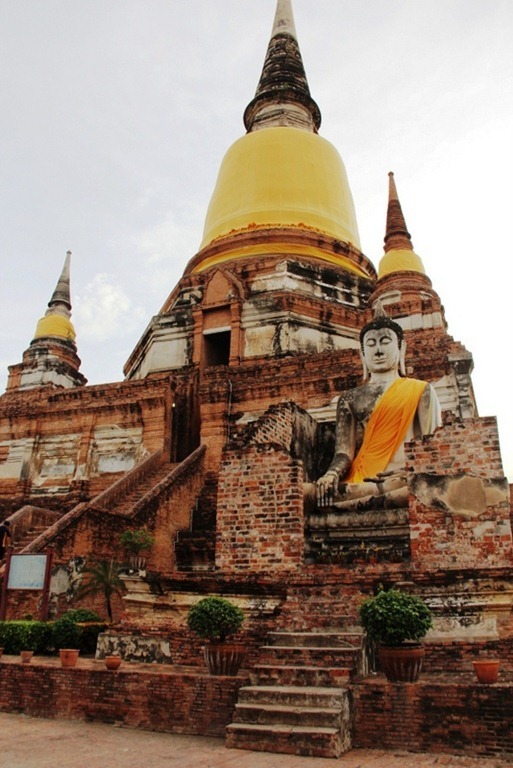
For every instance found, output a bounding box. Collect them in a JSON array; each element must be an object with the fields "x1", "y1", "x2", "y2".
[
  {"x1": 174, "y1": 472, "x2": 218, "y2": 571},
  {"x1": 5, "y1": 505, "x2": 61, "y2": 555},
  {"x1": 226, "y1": 627, "x2": 365, "y2": 757},
  {"x1": 14, "y1": 522, "x2": 52, "y2": 551},
  {"x1": 107, "y1": 461, "x2": 179, "y2": 516}
]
